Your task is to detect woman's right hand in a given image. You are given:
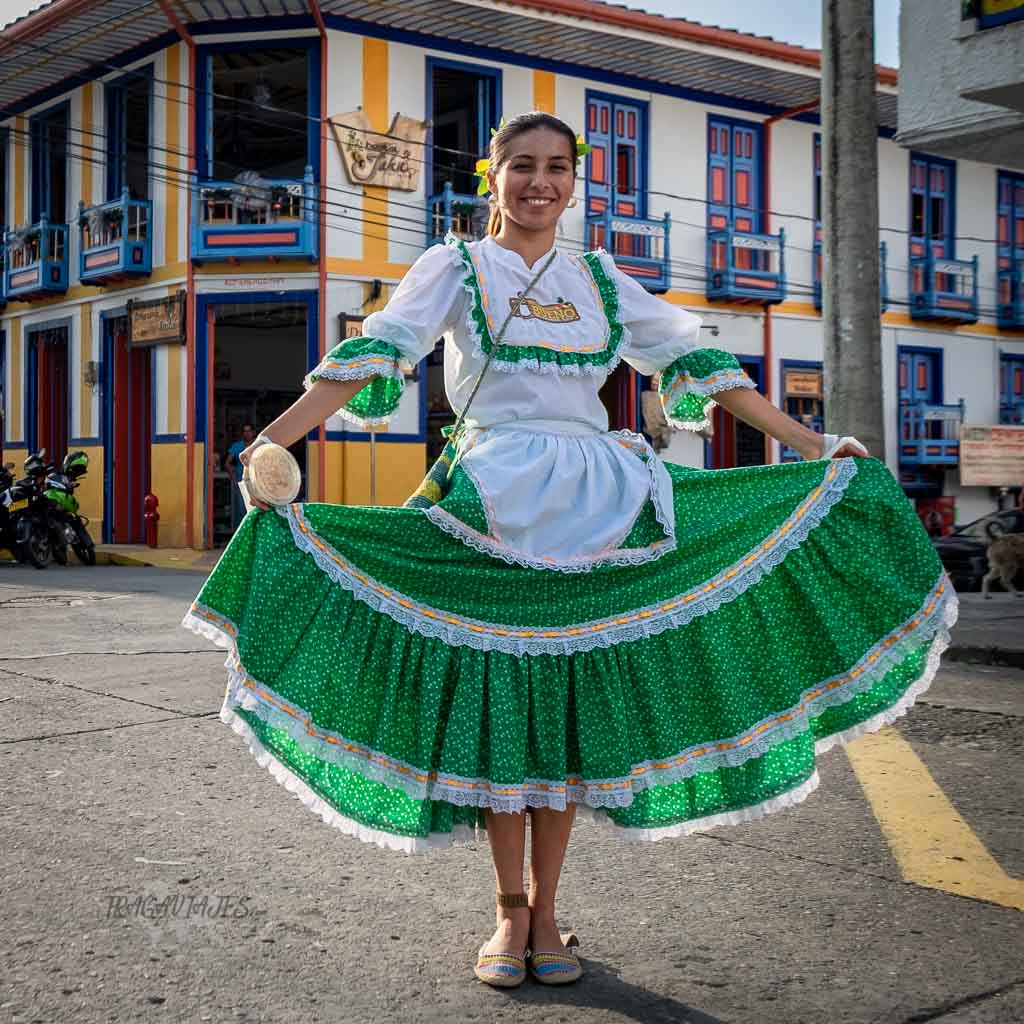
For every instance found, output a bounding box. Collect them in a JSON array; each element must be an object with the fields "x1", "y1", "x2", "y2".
[{"x1": 239, "y1": 439, "x2": 271, "y2": 511}]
